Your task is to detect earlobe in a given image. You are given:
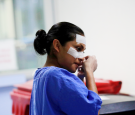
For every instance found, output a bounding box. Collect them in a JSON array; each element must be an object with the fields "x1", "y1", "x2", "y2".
[{"x1": 53, "y1": 39, "x2": 60, "y2": 53}]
